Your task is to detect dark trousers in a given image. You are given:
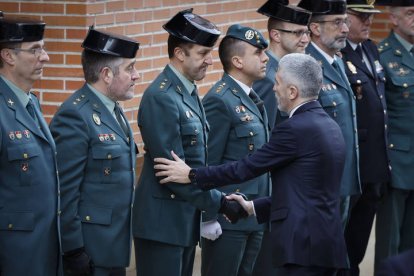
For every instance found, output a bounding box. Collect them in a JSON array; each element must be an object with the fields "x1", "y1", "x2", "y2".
[
  {"x1": 134, "y1": 237, "x2": 195, "y2": 276},
  {"x1": 94, "y1": 267, "x2": 126, "y2": 276},
  {"x1": 201, "y1": 230, "x2": 263, "y2": 276},
  {"x1": 344, "y1": 182, "x2": 384, "y2": 276},
  {"x1": 375, "y1": 188, "x2": 414, "y2": 274},
  {"x1": 276, "y1": 264, "x2": 339, "y2": 276},
  {"x1": 252, "y1": 230, "x2": 278, "y2": 276}
]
